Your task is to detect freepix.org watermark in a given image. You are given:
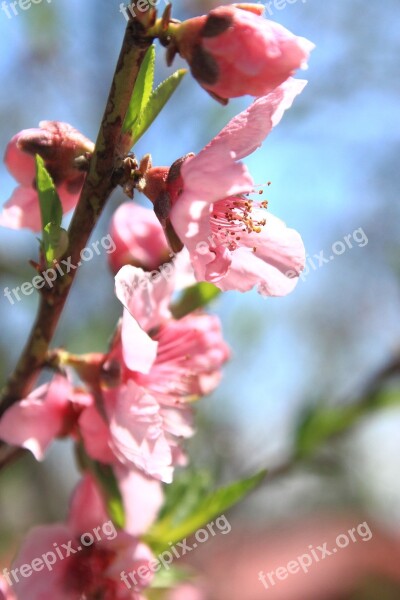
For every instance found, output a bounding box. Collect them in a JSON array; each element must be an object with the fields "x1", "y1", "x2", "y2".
[
  {"x1": 3, "y1": 234, "x2": 116, "y2": 306},
  {"x1": 287, "y1": 227, "x2": 369, "y2": 283},
  {"x1": 1, "y1": 0, "x2": 52, "y2": 19},
  {"x1": 261, "y1": 0, "x2": 307, "y2": 17},
  {"x1": 258, "y1": 521, "x2": 373, "y2": 591},
  {"x1": 2, "y1": 520, "x2": 117, "y2": 587},
  {"x1": 119, "y1": 0, "x2": 169, "y2": 22},
  {"x1": 121, "y1": 514, "x2": 232, "y2": 590}
]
